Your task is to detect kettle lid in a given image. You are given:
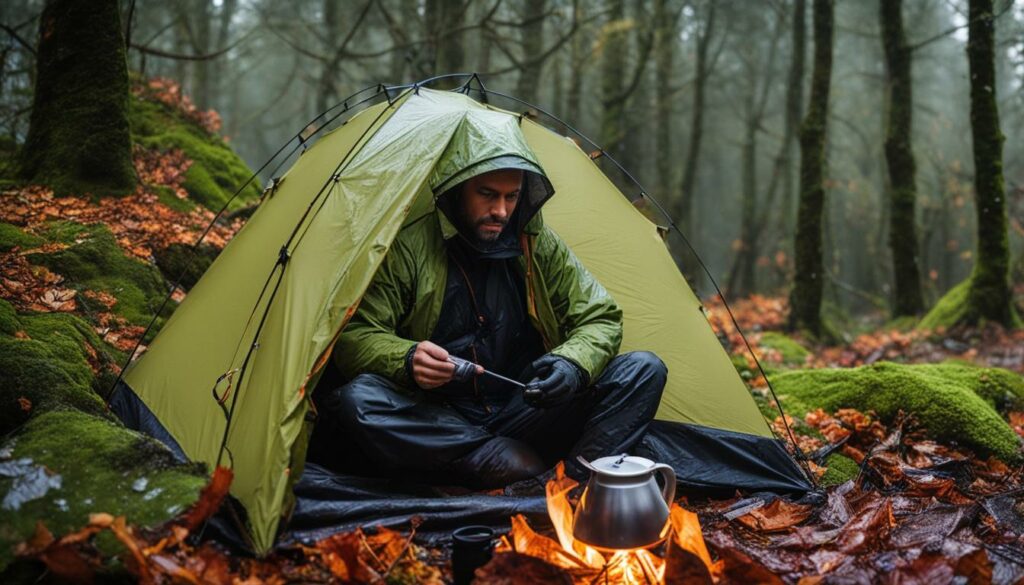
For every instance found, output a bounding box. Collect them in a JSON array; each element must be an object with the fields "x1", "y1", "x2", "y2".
[{"x1": 581, "y1": 454, "x2": 658, "y2": 477}]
